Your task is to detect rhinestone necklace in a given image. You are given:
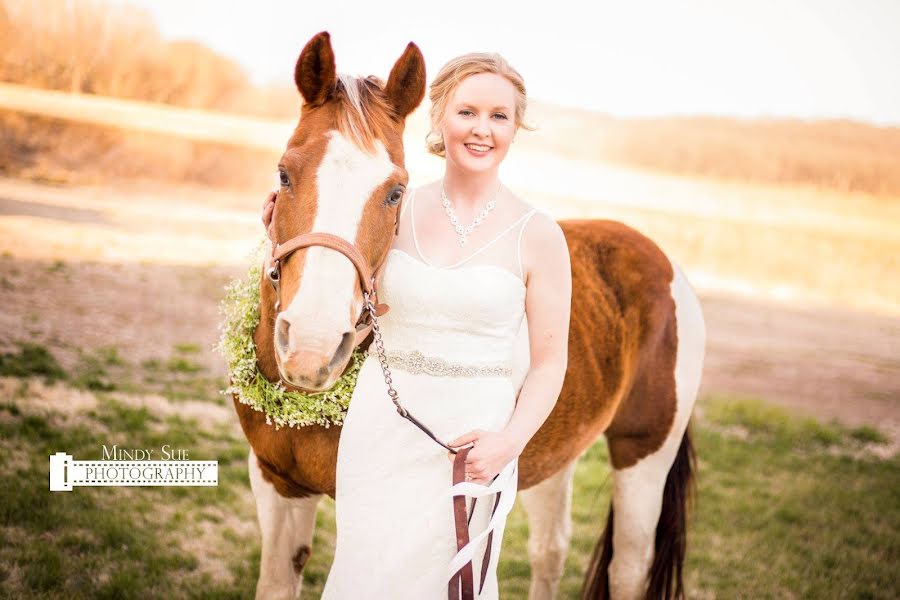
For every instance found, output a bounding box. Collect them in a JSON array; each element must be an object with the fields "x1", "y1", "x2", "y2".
[{"x1": 440, "y1": 181, "x2": 502, "y2": 246}]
